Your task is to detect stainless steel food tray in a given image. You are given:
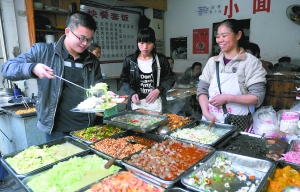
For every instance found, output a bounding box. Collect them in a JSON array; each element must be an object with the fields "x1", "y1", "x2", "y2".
[
  {"x1": 168, "y1": 120, "x2": 237, "y2": 147},
  {"x1": 89, "y1": 131, "x2": 163, "y2": 166},
  {"x1": 1, "y1": 136, "x2": 90, "y2": 179},
  {"x1": 166, "y1": 187, "x2": 191, "y2": 192},
  {"x1": 70, "y1": 124, "x2": 125, "y2": 144},
  {"x1": 103, "y1": 110, "x2": 169, "y2": 133},
  {"x1": 0, "y1": 103, "x2": 36, "y2": 117},
  {"x1": 181, "y1": 151, "x2": 275, "y2": 192},
  {"x1": 216, "y1": 132, "x2": 289, "y2": 160},
  {"x1": 262, "y1": 160, "x2": 300, "y2": 191},
  {"x1": 278, "y1": 139, "x2": 300, "y2": 170},
  {"x1": 21, "y1": 151, "x2": 121, "y2": 192},
  {"x1": 122, "y1": 141, "x2": 215, "y2": 188},
  {"x1": 76, "y1": 171, "x2": 164, "y2": 192}
]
